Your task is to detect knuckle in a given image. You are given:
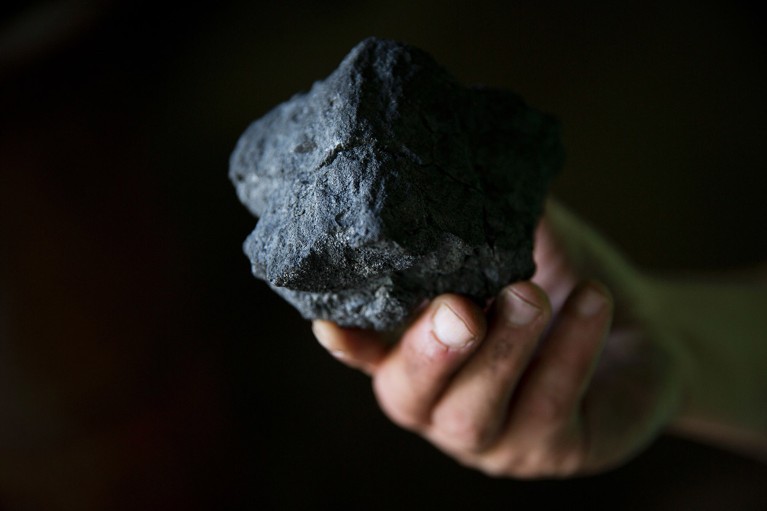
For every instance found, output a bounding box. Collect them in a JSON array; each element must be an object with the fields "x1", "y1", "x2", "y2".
[
  {"x1": 472, "y1": 438, "x2": 587, "y2": 480},
  {"x1": 372, "y1": 375, "x2": 425, "y2": 431},
  {"x1": 520, "y1": 445, "x2": 586, "y2": 479},
  {"x1": 526, "y1": 391, "x2": 570, "y2": 422},
  {"x1": 476, "y1": 446, "x2": 583, "y2": 479},
  {"x1": 477, "y1": 454, "x2": 518, "y2": 478},
  {"x1": 553, "y1": 452, "x2": 583, "y2": 477},
  {"x1": 477, "y1": 461, "x2": 509, "y2": 478},
  {"x1": 377, "y1": 396, "x2": 423, "y2": 431},
  {"x1": 554, "y1": 444, "x2": 587, "y2": 476},
  {"x1": 432, "y1": 407, "x2": 492, "y2": 453},
  {"x1": 482, "y1": 452, "x2": 547, "y2": 480},
  {"x1": 511, "y1": 457, "x2": 555, "y2": 480},
  {"x1": 515, "y1": 450, "x2": 551, "y2": 479}
]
